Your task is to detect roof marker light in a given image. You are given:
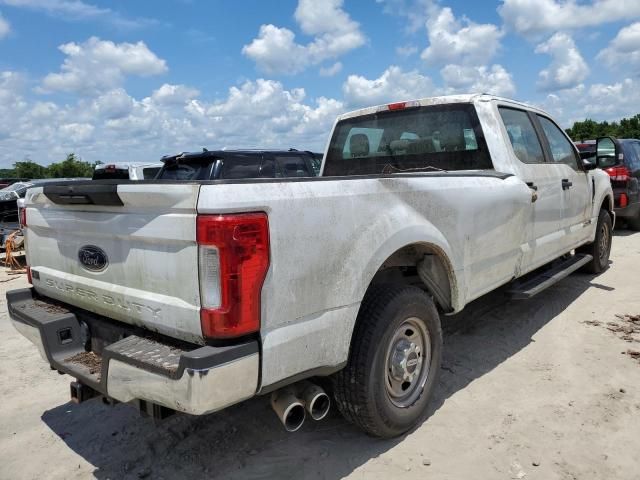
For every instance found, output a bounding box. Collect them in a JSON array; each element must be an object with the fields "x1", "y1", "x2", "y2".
[{"x1": 377, "y1": 100, "x2": 420, "y2": 113}]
